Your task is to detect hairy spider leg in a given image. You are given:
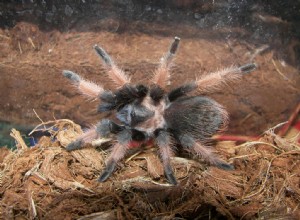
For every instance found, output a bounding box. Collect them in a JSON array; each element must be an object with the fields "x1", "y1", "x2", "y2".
[
  {"x1": 66, "y1": 127, "x2": 99, "y2": 151},
  {"x1": 152, "y1": 37, "x2": 180, "y2": 88},
  {"x1": 166, "y1": 63, "x2": 256, "y2": 102},
  {"x1": 179, "y1": 135, "x2": 234, "y2": 170},
  {"x1": 167, "y1": 82, "x2": 198, "y2": 102},
  {"x1": 66, "y1": 119, "x2": 125, "y2": 151},
  {"x1": 94, "y1": 45, "x2": 130, "y2": 88},
  {"x1": 98, "y1": 129, "x2": 132, "y2": 182},
  {"x1": 96, "y1": 119, "x2": 125, "y2": 136},
  {"x1": 63, "y1": 70, "x2": 104, "y2": 99},
  {"x1": 155, "y1": 130, "x2": 177, "y2": 185},
  {"x1": 195, "y1": 63, "x2": 257, "y2": 94}
]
